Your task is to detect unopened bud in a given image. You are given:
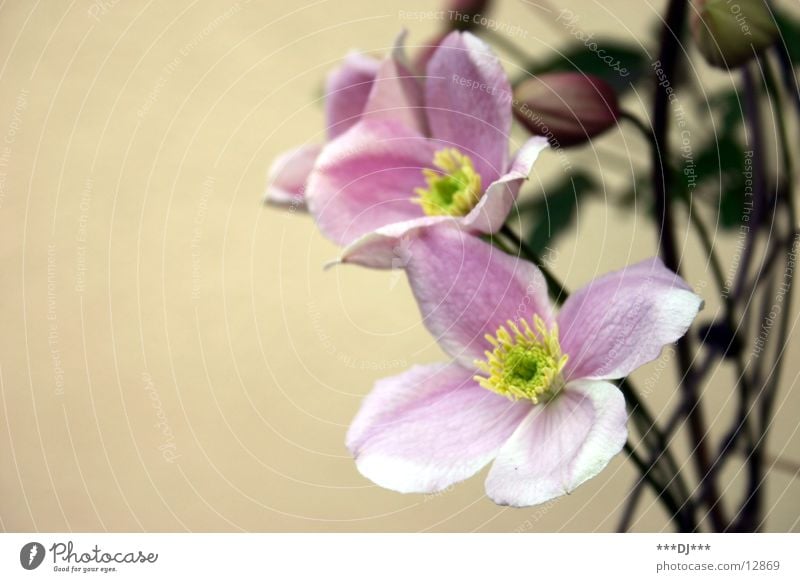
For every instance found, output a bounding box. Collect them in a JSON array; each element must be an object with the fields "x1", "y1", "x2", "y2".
[
  {"x1": 448, "y1": 0, "x2": 492, "y2": 31},
  {"x1": 691, "y1": 0, "x2": 778, "y2": 68},
  {"x1": 513, "y1": 73, "x2": 619, "y2": 147}
]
